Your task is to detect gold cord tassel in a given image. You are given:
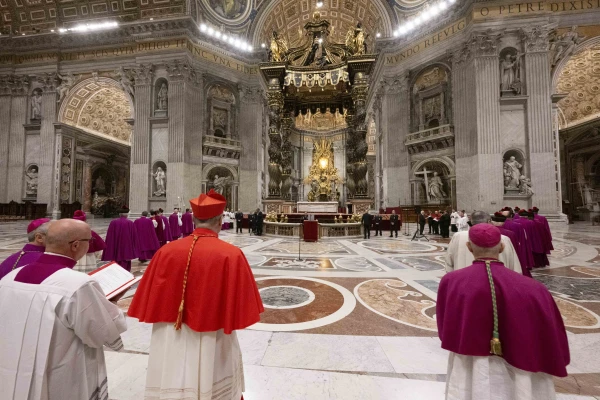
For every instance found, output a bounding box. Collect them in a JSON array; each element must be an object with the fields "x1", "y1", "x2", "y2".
[
  {"x1": 490, "y1": 336, "x2": 503, "y2": 356},
  {"x1": 174, "y1": 235, "x2": 199, "y2": 331}
]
